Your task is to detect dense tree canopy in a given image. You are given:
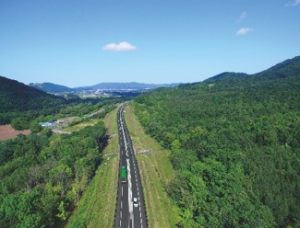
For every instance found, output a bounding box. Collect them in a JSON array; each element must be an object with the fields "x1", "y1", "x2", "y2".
[
  {"x1": 134, "y1": 57, "x2": 300, "y2": 227},
  {"x1": 0, "y1": 122, "x2": 107, "y2": 227}
]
